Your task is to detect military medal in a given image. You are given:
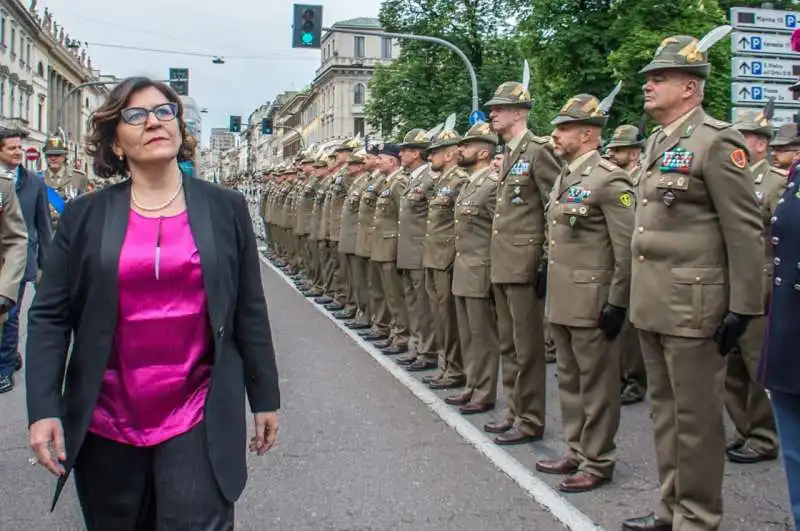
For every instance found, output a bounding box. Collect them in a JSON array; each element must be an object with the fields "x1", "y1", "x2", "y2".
[
  {"x1": 662, "y1": 190, "x2": 676, "y2": 206},
  {"x1": 568, "y1": 216, "x2": 577, "y2": 227},
  {"x1": 660, "y1": 148, "x2": 694, "y2": 174}
]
